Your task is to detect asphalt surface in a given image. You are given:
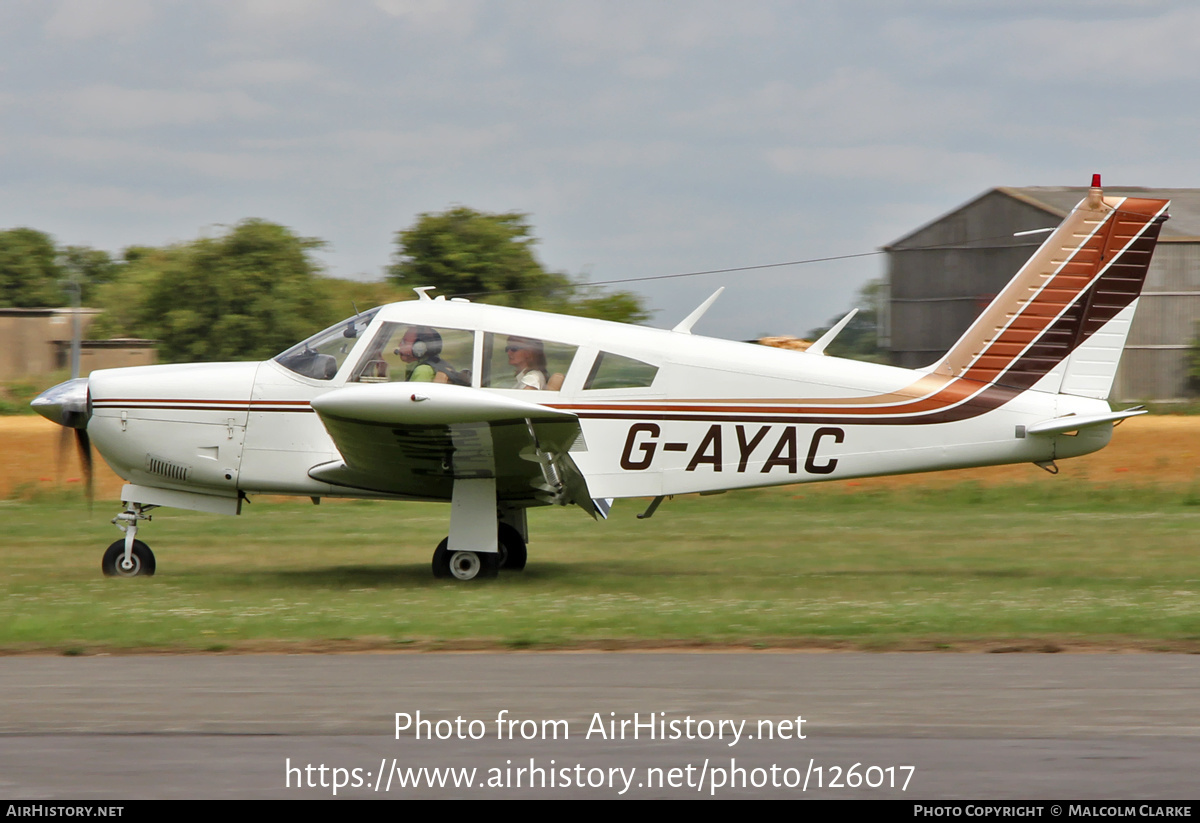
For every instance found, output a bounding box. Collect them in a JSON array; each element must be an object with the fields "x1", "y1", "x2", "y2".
[{"x1": 1, "y1": 652, "x2": 1198, "y2": 799}]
